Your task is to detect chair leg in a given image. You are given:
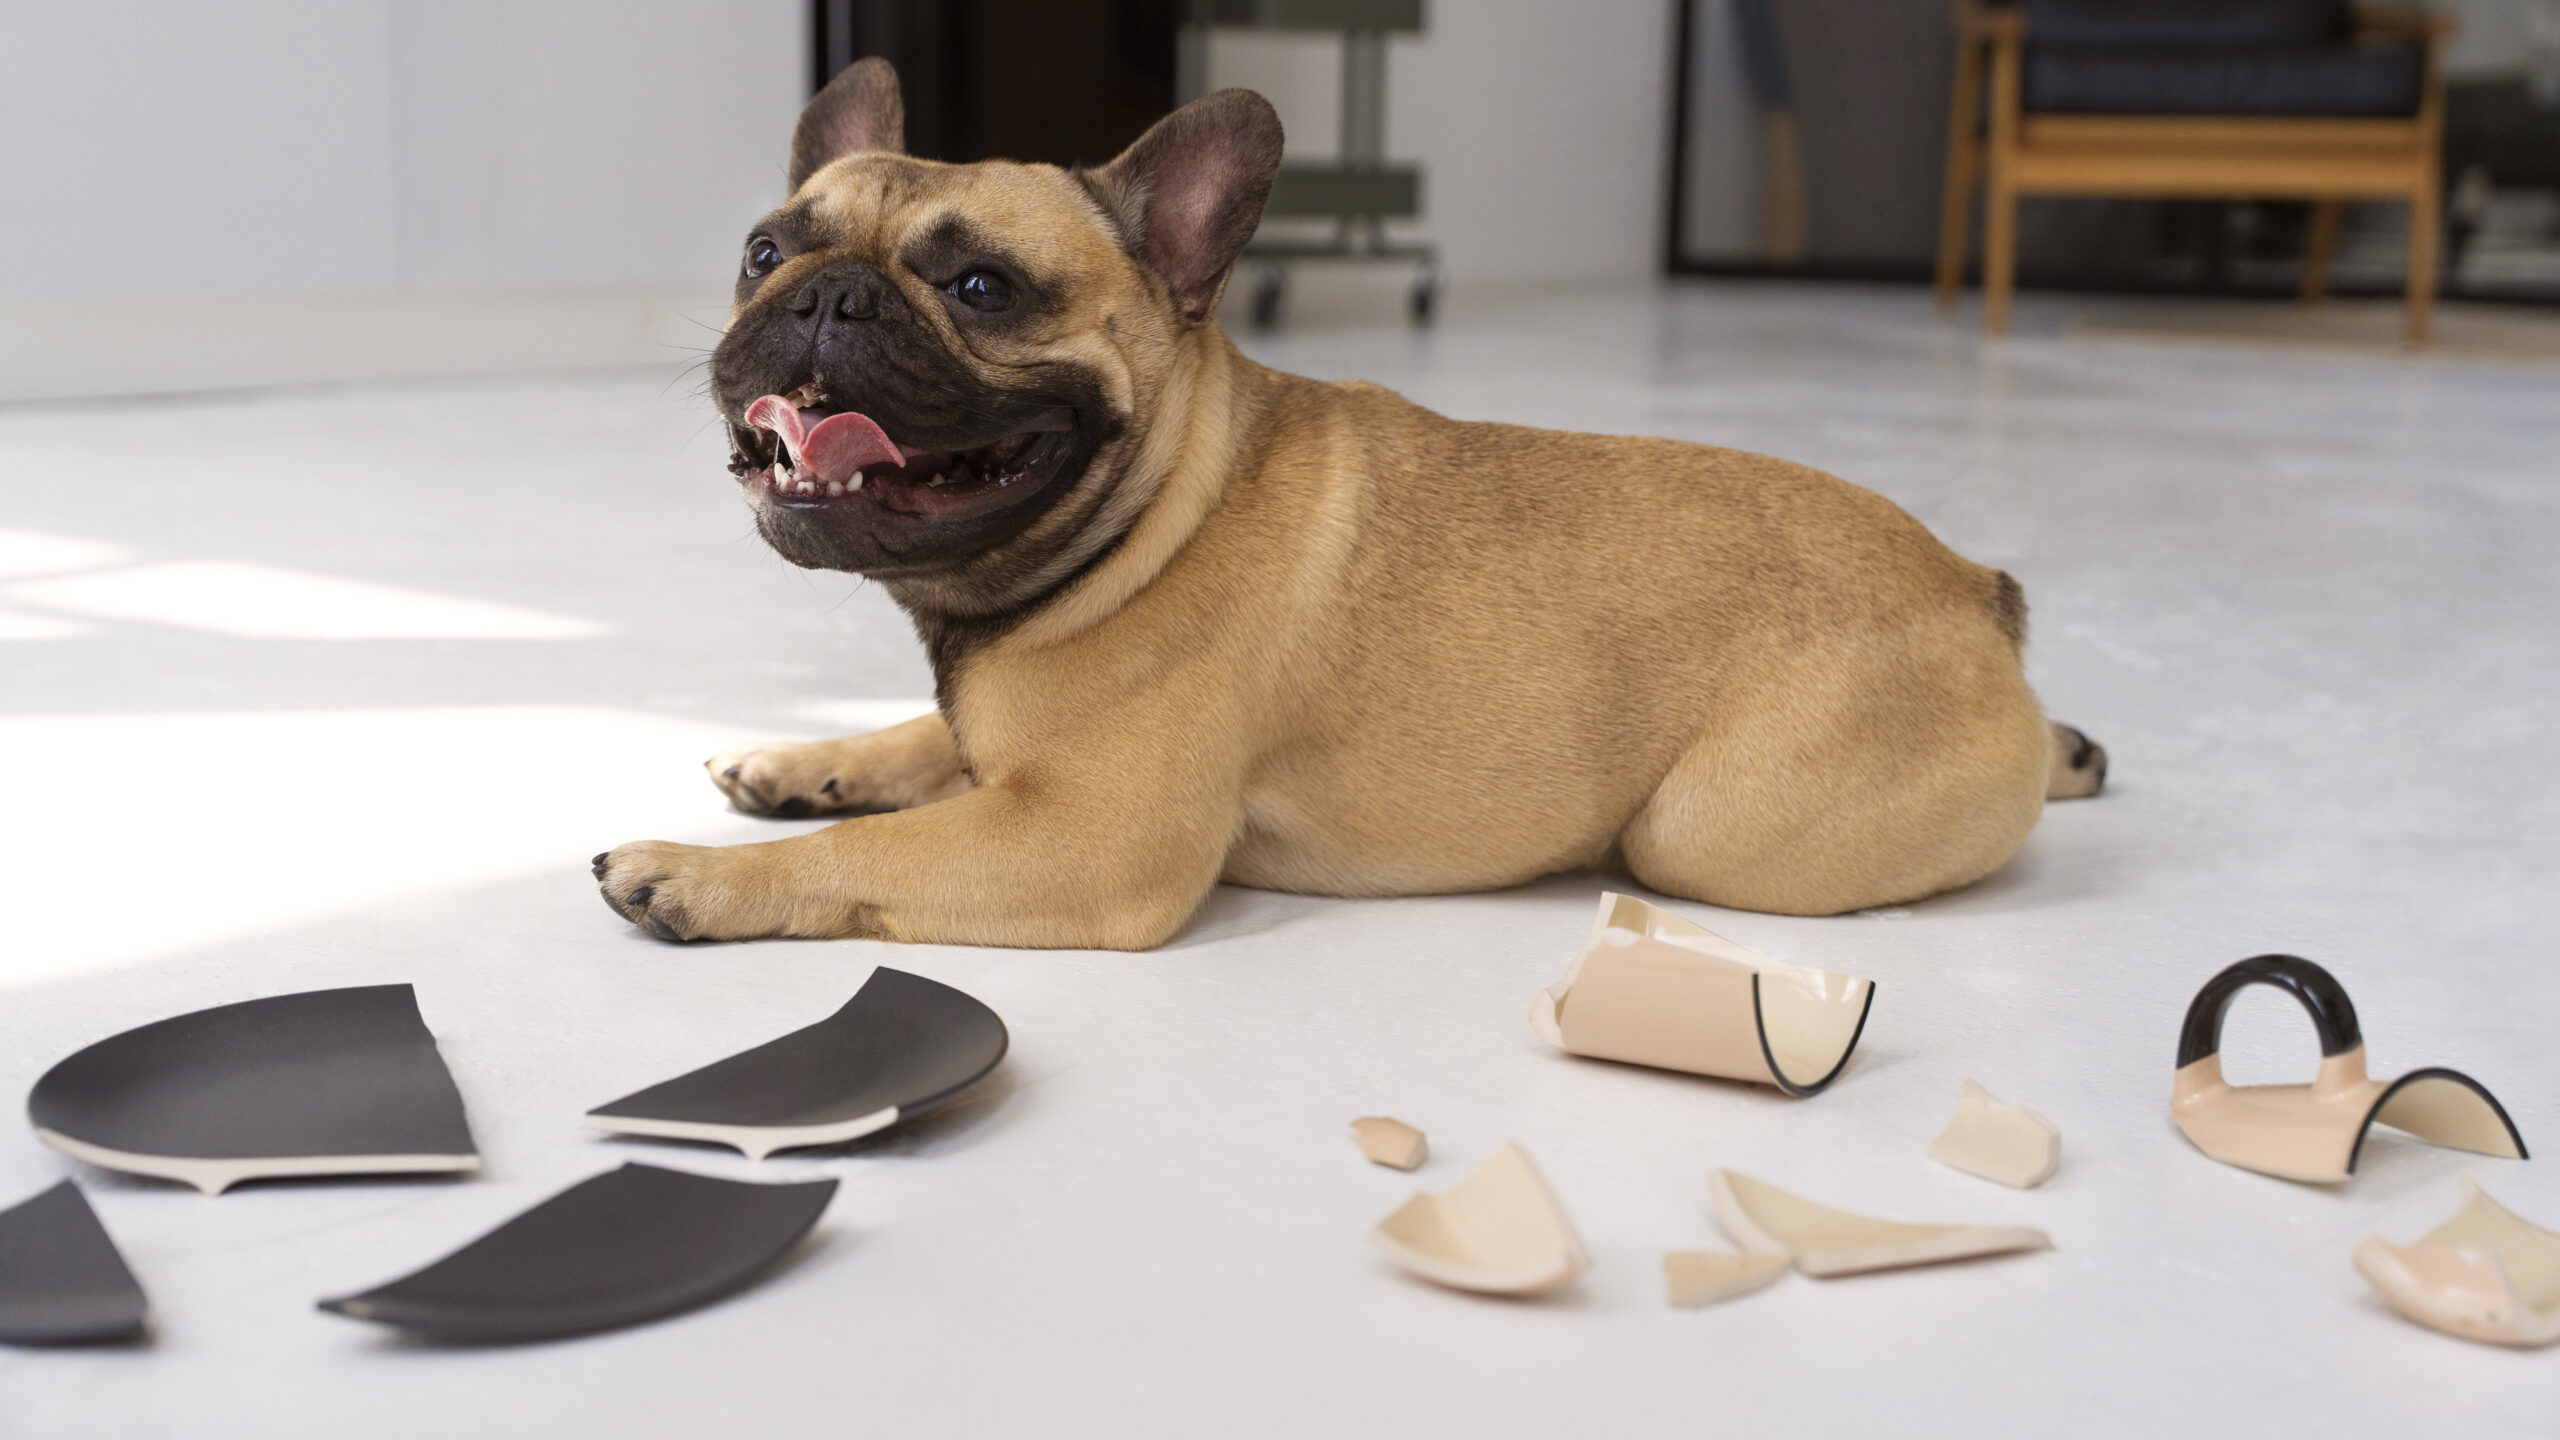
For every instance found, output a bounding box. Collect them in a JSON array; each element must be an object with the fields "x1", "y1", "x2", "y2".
[
  {"x1": 2404, "y1": 182, "x2": 2440, "y2": 344},
  {"x1": 1935, "y1": 136, "x2": 1976, "y2": 307},
  {"x1": 2301, "y1": 199, "x2": 2341, "y2": 306},
  {"x1": 1936, "y1": 32, "x2": 1985, "y2": 310},
  {"x1": 1983, "y1": 180, "x2": 2018, "y2": 336}
]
